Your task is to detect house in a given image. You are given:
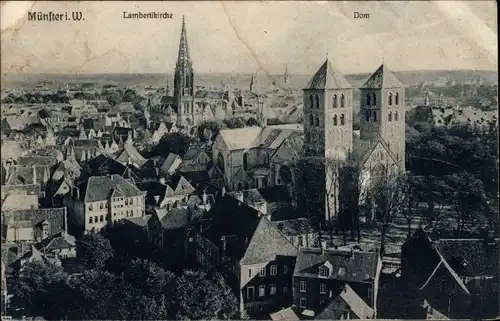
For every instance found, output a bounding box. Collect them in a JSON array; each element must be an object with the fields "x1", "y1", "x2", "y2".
[
  {"x1": 401, "y1": 228, "x2": 499, "y2": 319},
  {"x1": 148, "y1": 206, "x2": 203, "y2": 268},
  {"x1": 315, "y1": 284, "x2": 375, "y2": 319},
  {"x1": 37, "y1": 231, "x2": 77, "y2": 259},
  {"x1": 63, "y1": 174, "x2": 146, "y2": 234},
  {"x1": 159, "y1": 153, "x2": 183, "y2": 176},
  {"x1": 273, "y1": 218, "x2": 317, "y2": 248},
  {"x1": 1, "y1": 194, "x2": 39, "y2": 211},
  {"x1": 292, "y1": 246, "x2": 381, "y2": 318},
  {"x1": 142, "y1": 175, "x2": 196, "y2": 210},
  {"x1": 194, "y1": 194, "x2": 298, "y2": 317},
  {"x1": 2, "y1": 207, "x2": 67, "y2": 243},
  {"x1": 114, "y1": 141, "x2": 147, "y2": 167},
  {"x1": 269, "y1": 307, "x2": 300, "y2": 321},
  {"x1": 179, "y1": 146, "x2": 211, "y2": 173}
]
